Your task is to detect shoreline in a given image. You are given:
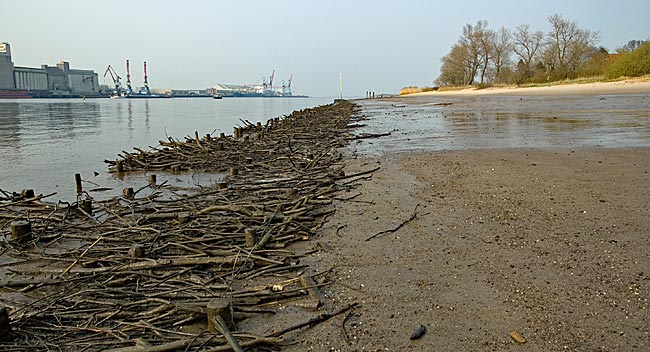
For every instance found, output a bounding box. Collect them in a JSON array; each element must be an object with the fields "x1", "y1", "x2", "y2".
[
  {"x1": 407, "y1": 78, "x2": 650, "y2": 97},
  {"x1": 2, "y1": 94, "x2": 649, "y2": 350},
  {"x1": 286, "y1": 93, "x2": 650, "y2": 350}
]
